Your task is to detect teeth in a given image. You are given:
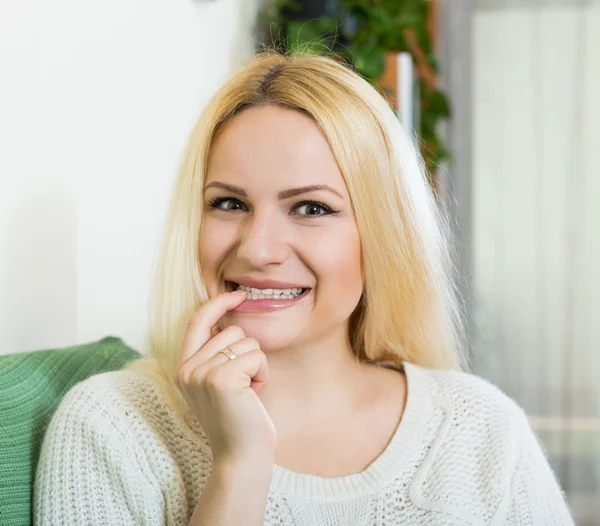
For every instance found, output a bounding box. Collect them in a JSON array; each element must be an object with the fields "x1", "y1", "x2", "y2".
[{"x1": 235, "y1": 284, "x2": 305, "y2": 299}]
